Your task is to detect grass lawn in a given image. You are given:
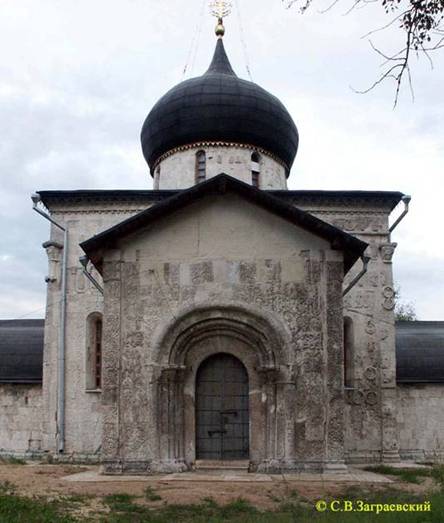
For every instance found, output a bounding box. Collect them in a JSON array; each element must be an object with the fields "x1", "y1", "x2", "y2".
[
  {"x1": 364, "y1": 465, "x2": 444, "y2": 485},
  {"x1": 1, "y1": 465, "x2": 444, "y2": 522}
]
